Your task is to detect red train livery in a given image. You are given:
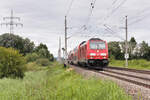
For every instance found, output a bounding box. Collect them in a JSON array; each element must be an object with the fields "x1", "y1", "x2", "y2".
[{"x1": 68, "y1": 38, "x2": 109, "y2": 68}]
